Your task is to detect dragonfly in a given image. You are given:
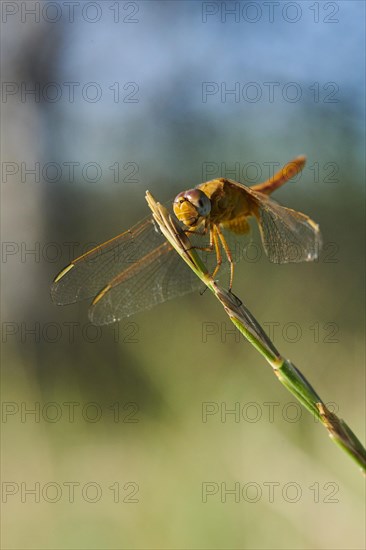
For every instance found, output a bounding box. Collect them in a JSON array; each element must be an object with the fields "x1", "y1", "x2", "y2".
[{"x1": 51, "y1": 155, "x2": 322, "y2": 325}]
